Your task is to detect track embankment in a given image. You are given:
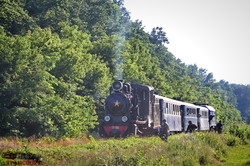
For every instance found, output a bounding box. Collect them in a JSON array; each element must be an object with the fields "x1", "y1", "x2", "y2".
[{"x1": 0, "y1": 133, "x2": 250, "y2": 165}]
